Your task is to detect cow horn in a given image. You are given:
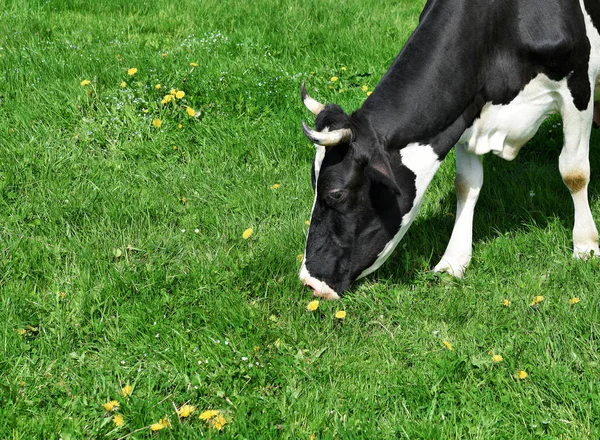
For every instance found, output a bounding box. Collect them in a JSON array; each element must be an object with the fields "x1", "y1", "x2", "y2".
[
  {"x1": 301, "y1": 82, "x2": 325, "y2": 116},
  {"x1": 302, "y1": 121, "x2": 353, "y2": 147}
]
